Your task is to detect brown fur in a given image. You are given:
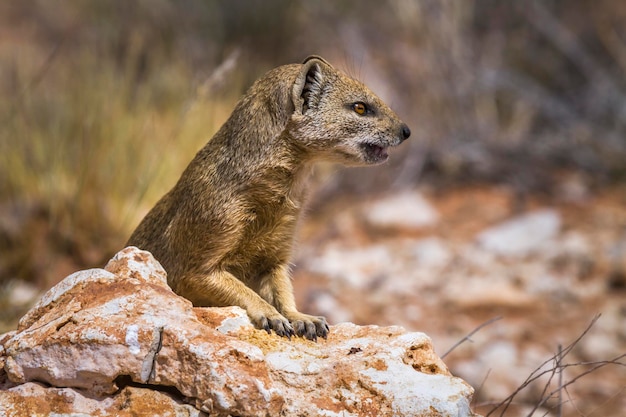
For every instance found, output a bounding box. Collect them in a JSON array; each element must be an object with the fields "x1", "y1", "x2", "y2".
[{"x1": 127, "y1": 56, "x2": 410, "y2": 340}]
